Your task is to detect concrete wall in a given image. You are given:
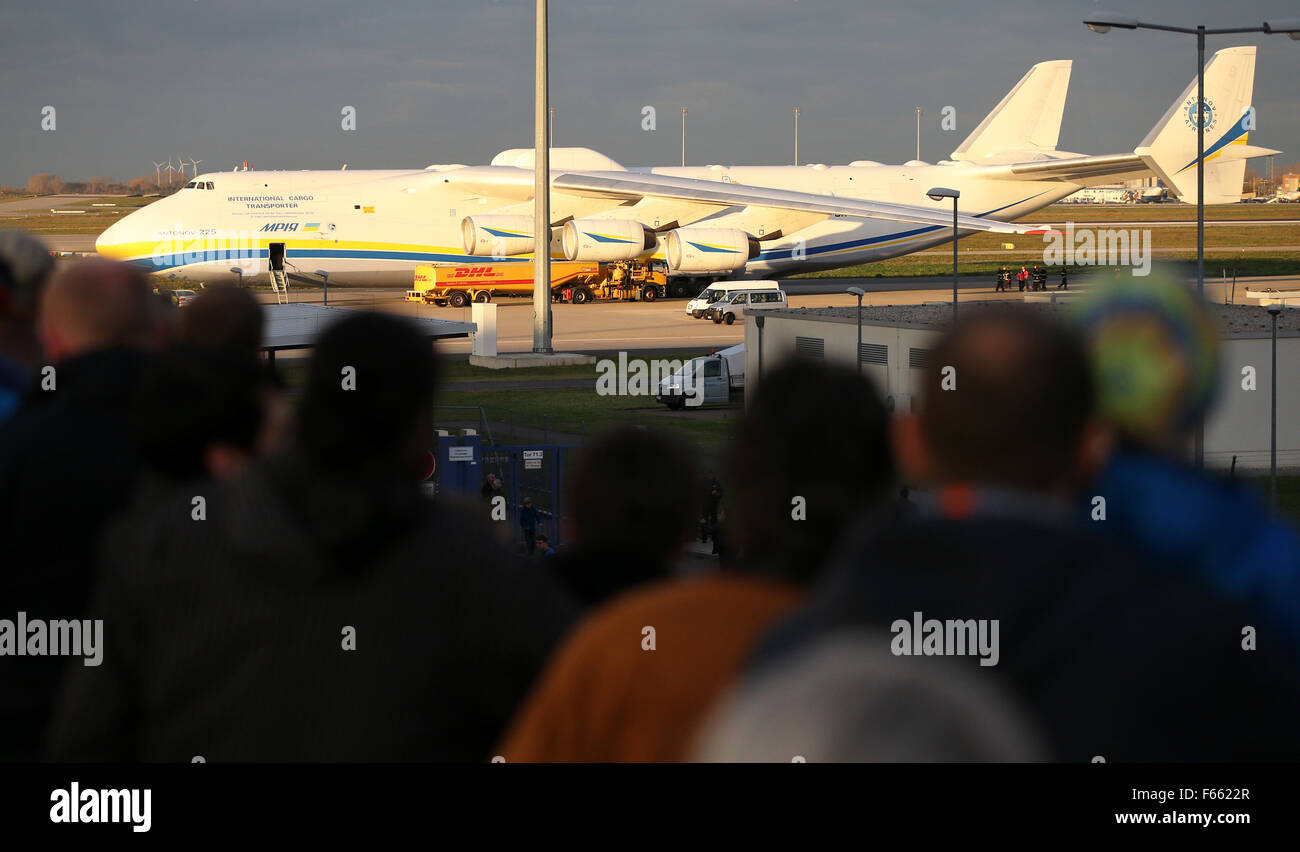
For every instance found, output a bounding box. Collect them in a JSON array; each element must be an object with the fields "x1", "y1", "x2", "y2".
[{"x1": 746, "y1": 312, "x2": 1300, "y2": 471}]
